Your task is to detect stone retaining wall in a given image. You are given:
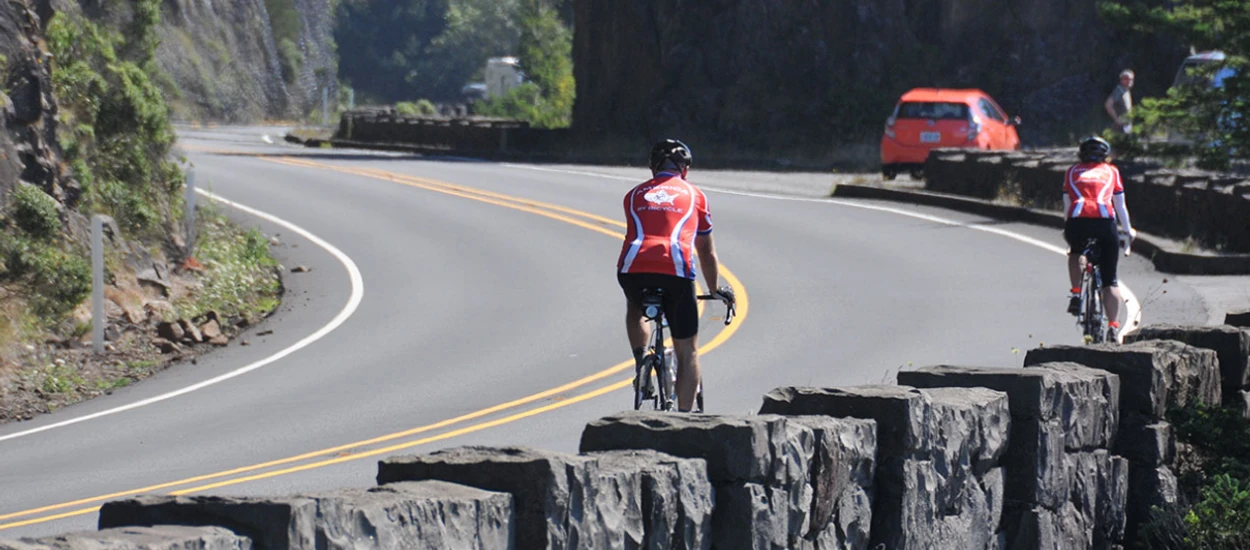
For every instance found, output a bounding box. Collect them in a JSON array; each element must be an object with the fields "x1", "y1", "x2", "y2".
[
  {"x1": 333, "y1": 107, "x2": 569, "y2": 154},
  {"x1": 923, "y1": 149, "x2": 1250, "y2": 253},
  {"x1": 5, "y1": 326, "x2": 1249, "y2": 550}
]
